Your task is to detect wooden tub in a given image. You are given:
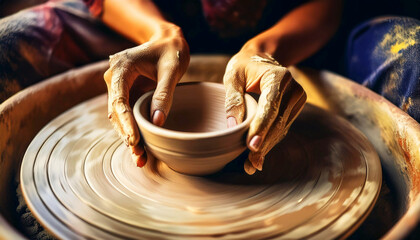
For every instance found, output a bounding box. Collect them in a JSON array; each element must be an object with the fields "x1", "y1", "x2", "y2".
[{"x1": 1, "y1": 56, "x2": 419, "y2": 239}]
